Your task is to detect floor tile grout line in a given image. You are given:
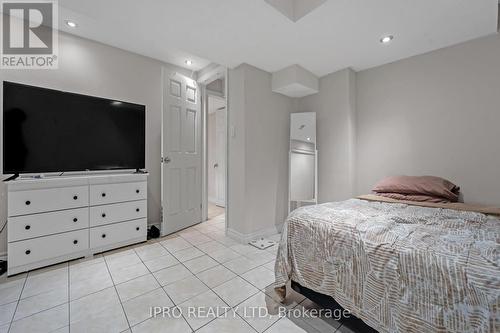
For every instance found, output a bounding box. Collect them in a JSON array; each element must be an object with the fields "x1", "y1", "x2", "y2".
[
  {"x1": 6, "y1": 272, "x2": 28, "y2": 333},
  {"x1": 157, "y1": 237, "x2": 229, "y2": 332},
  {"x1": 102, "y1": 254, "x2": 133, "y2": 332},
  {"x1": 157, "y1": 226, "x2": 265, "y2": 332},
  {"x1": 5, "y1": 282, "x2": 70, "y2": 330},
  {"x1": 67, "y1": 263, "x2": 71, "y2": 333},
  {"x1": 159, "y1": 229, "x2": 276, "y2": 333},
  {"x1": 128, "y1": 245, "x2": 182, "y2": 331},
  {"x1": 6, "y1": 264, "x2": 70, "y2": 331},
  {"x1": 1, "y1": 217, "x2": 278, "y2": 333}
]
